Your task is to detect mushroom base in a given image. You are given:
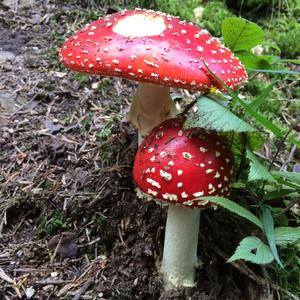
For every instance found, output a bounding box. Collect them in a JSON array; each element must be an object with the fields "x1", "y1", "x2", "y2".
[
  {"x1": 128, "y1": 83, "x2": 177, "y2": 144},
  {"x1": 161, "y1": 205, "x2": 201, "y2": 290}
]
